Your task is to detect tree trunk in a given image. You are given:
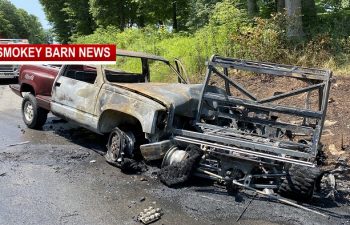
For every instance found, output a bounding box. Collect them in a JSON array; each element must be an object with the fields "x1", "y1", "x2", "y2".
[
  {"x1": 247, "y1": 0, "x2": 259, "y2": 17},
  {"x1": 276, "y1": 0, "x2": 285, "y2": 12},
  {"x1": 302, "y1": 0, "x2": 316, "y2": 27},
  {"x1": 138, "y1": 15, "x2": 145, "y2": 28},
  {"x1": 172, "y1": 1, "x2": 178, "y2": 31},
  {"x1": 285, "y1": 0, "x2": 304, "y2": 39},
  {"x1": 302, "y1": 0, "x2": 316, "y2": 17},
  {"x1": 118, "y1": 1, "x2": 126, "y2": 31}
]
